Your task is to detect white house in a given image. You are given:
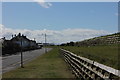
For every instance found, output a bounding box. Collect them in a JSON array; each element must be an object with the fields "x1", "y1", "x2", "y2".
[{"x1": 11, "y1": 33, "x2": 36, "y2": 48}]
